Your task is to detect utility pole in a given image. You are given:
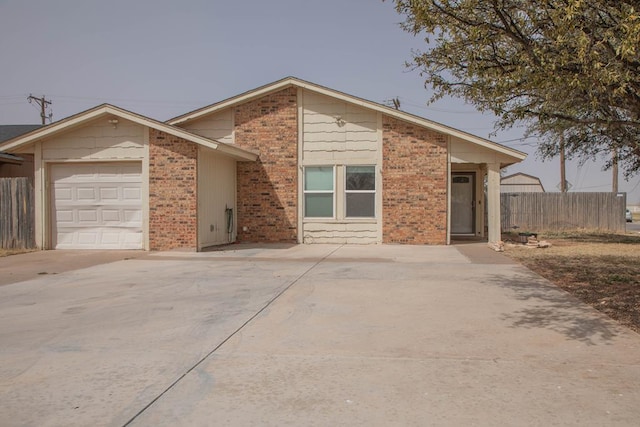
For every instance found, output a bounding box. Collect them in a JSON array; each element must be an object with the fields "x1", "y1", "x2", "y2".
[
  {"x1": 384, "y1": 97, "x2": 401, "y2": 110},
  {"x1": 27, "y1": 94, "x2": 52, "y2": 125},
  {"x1": 559, "y1": 133, "x2": 567, "y2": 192},
  {"x1": 612, "y1": 147, "x2": 619, "y2": 193}
]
